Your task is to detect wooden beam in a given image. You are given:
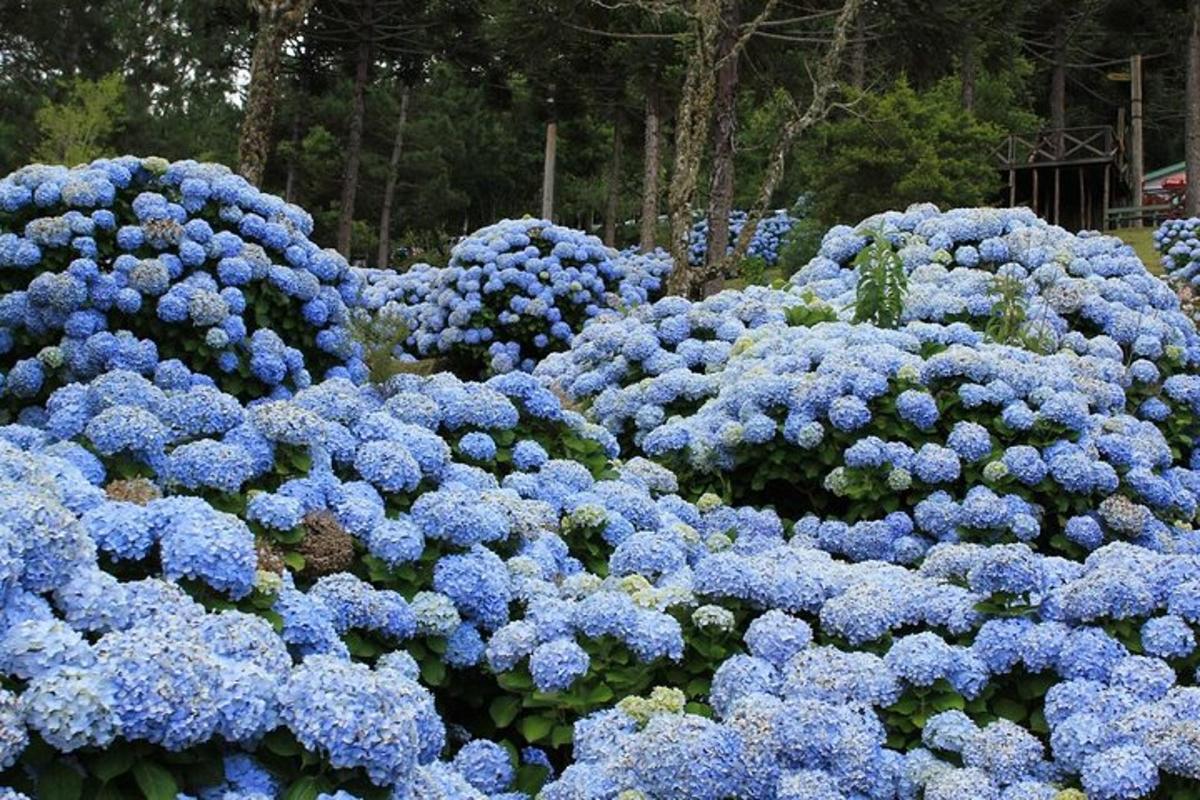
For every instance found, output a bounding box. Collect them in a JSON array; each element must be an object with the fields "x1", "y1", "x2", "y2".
[
  {"x1": 1054, "y1": 167, "x2": 1061, "y2": 226},
  {"x1": 1078, "y1": 167, "x2": 1086, "y2": 230},
  {"x1": 1102, "y1": 163, "x2": 1111, "y2": 230}
]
